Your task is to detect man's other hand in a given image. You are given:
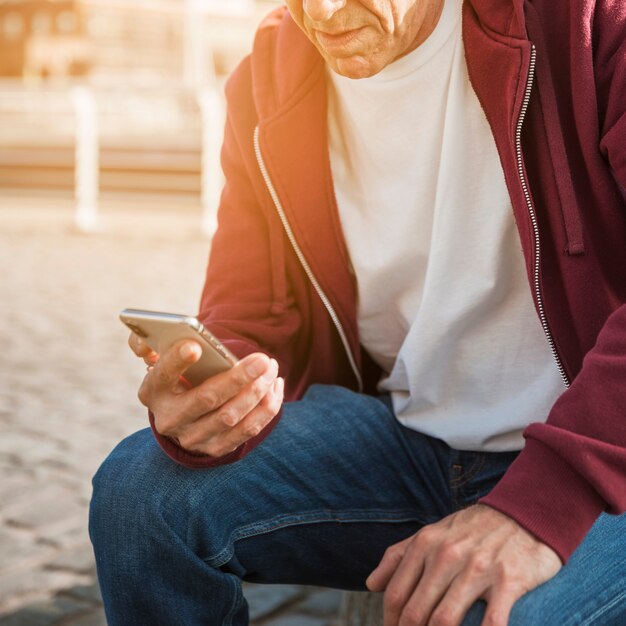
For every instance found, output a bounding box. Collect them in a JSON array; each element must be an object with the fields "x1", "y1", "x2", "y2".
[
  {"x1": 366, "y1": 504, "x2": 561, "y2": 626},
  {"x1": 129, "y1": 333, "x2": 284, "y2": 458}
]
